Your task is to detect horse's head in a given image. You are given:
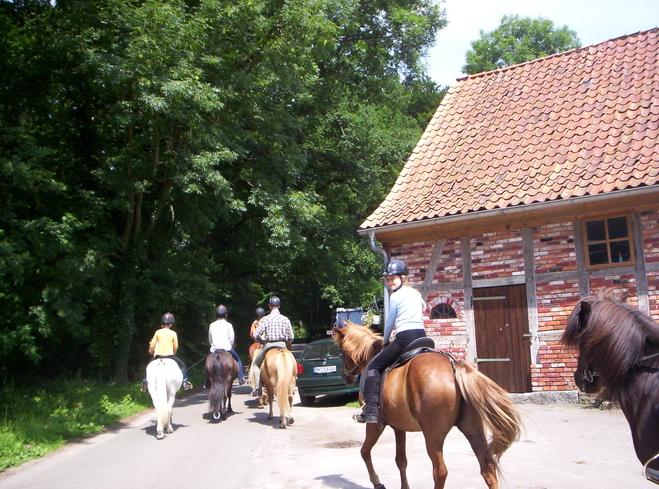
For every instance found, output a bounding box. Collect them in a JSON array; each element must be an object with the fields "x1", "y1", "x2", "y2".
[
  {"x1": 563, "y1": 300, "x2": 602, "y2": 394},
  {"x1": 332, "y1": 321, "x2": 383, "y2": 386},
  {"x1": 574, "y1": 352, "x2": 601, "y2": 394},
  {"x1": 332, "y1": 326, "x2": 360, "y2": 385}
]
